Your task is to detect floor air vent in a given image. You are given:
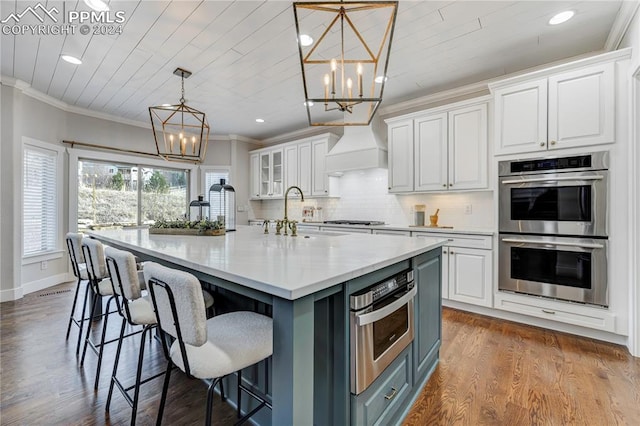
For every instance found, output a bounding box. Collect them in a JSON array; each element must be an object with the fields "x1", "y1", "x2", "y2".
[{"x1": 38, "y1": 289, "x2": 72, "y2": 297}]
